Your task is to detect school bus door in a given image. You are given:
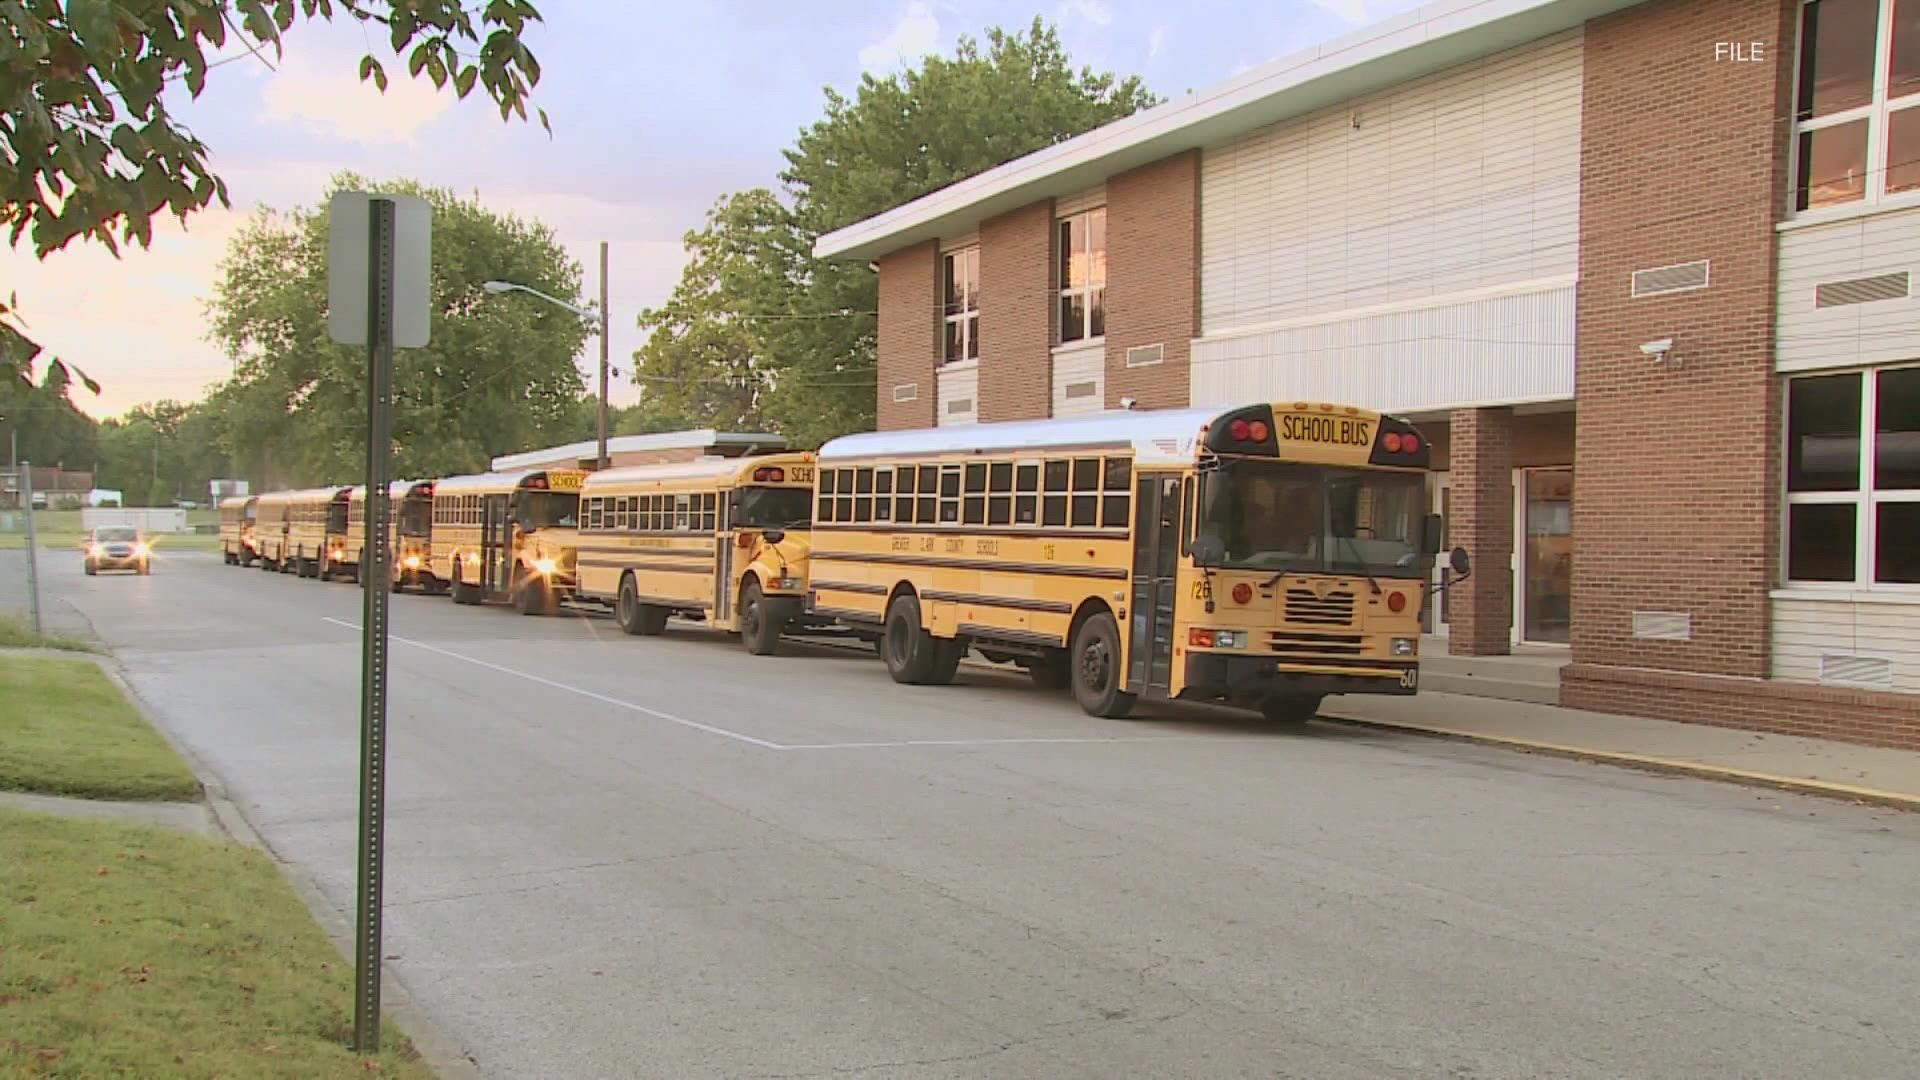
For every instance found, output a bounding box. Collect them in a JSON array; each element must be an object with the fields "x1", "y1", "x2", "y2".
[
  {"x1": 1127, "y1": 474, "x2": 1182, "y2": 695},
  {"x1": 715, "y1": 490, "x2": 734, "y2": 618},
  {"x1": 482, "y1": 493, "x2": 514, "y2": 599}
]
